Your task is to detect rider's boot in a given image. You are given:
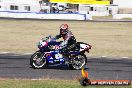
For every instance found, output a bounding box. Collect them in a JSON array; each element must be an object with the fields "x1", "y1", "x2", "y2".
[
  {"x1": 63, "y1": 55, "x2": 69, "y2": 64},
  {"x1": 63, "y1": 55, "x2": 72, "y2": 64}
]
